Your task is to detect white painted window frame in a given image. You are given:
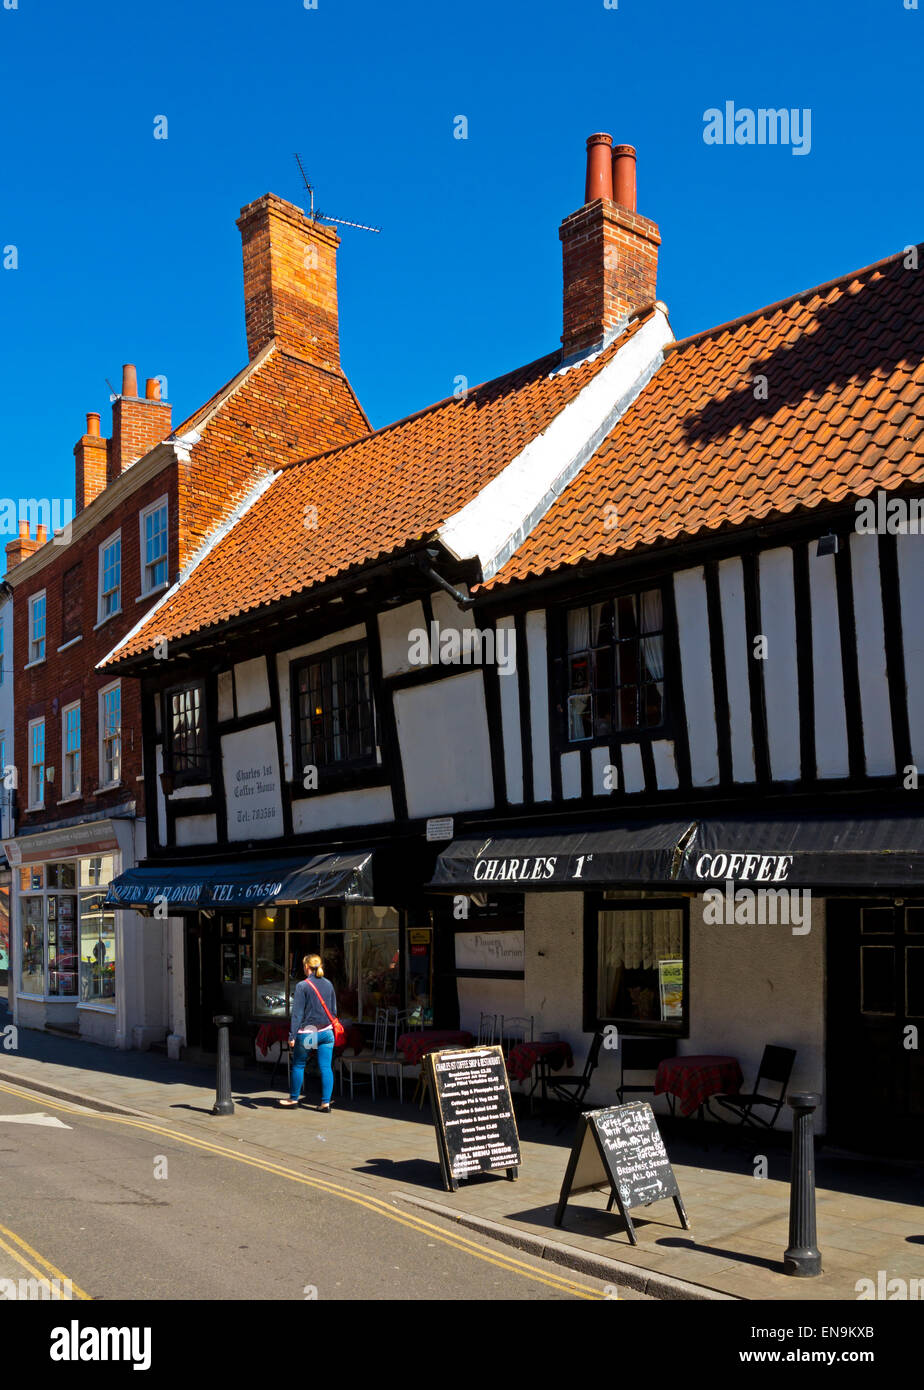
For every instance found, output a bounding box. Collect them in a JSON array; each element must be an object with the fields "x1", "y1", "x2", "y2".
[
  {"x1": 97, "y1": 530, "x2": 122, "y2": 625},
  {"x1": 28, "y1": 590, "x2": 46, "y2": 664},
  {"x1": 28, "y1": 716, "x2": 45, "y2": 810},
  {"x1": 98, "y1": 680, "x2": 122, "y2": 789},
  {"x1": 61, "y1": 700, "x2": 81, "y2": 800},
  {"x1": 138, "y1": 495, "x2": 169, "y2": 597}
]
